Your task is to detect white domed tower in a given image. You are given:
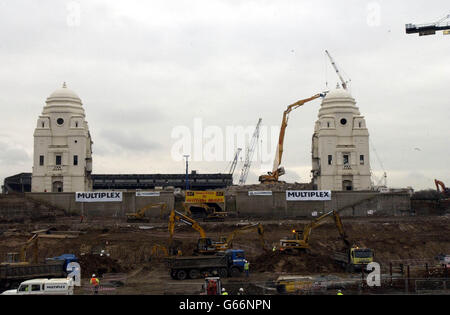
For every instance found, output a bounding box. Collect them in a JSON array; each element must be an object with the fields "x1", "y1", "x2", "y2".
[
  {"x1": 32, "y1": 83, "x2": 93, "y2": 192},
  {"x1": 311, "y1": 88, "x2": 371, "y2": 191}
]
